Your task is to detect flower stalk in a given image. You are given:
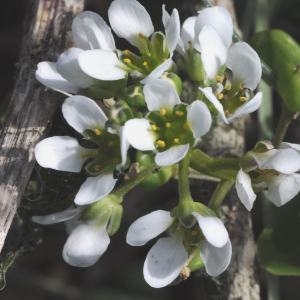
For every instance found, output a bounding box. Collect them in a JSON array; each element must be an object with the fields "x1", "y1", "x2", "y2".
[{"x1": 208, "y1": 180, "x2": 234, "y2": 211}]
